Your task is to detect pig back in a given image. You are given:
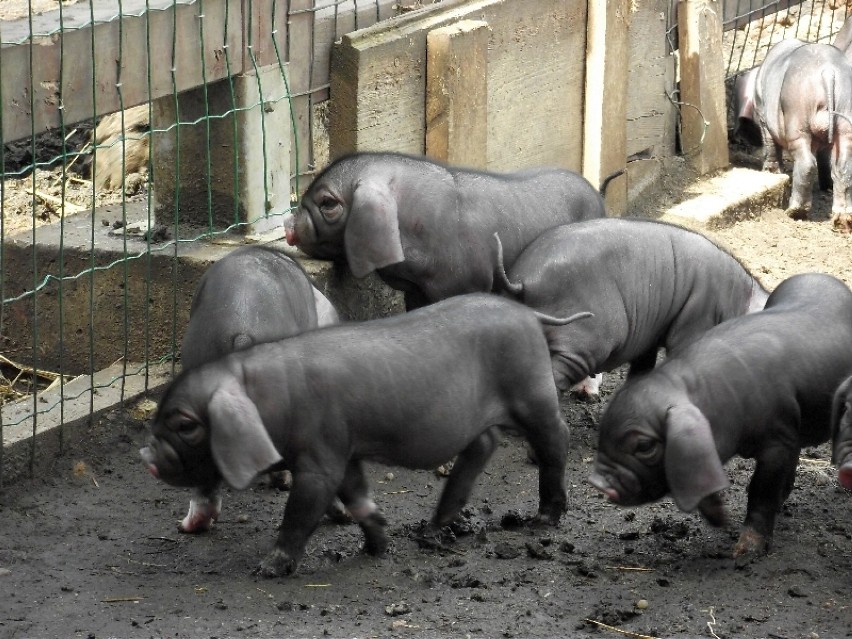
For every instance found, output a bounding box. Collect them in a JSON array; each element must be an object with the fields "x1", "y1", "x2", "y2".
[{"x1": 181, "y1": 246, "x2": 319, "y2": 369}]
